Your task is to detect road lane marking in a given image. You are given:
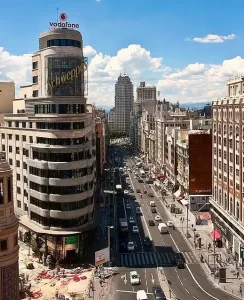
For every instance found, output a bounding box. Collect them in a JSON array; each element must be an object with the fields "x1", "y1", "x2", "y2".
[
  {"x1": 175, "y1": 270, "x2": 183, "y2": 285},
  {"x1": 145, "y1": 269, "x2": 148, "y2": 293},
  {"x1": 116, "y1": 290, "x2": 153, "y2": 295},
  {"x1": 137, "y1": 253, "x2": 142, "y2": 265},
  {"x1": 169, "y1": 229, "x2": 221, "y2": 300},
  {"x1": 185, "y1": 288, "x2": 190, "y2": 293}
]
